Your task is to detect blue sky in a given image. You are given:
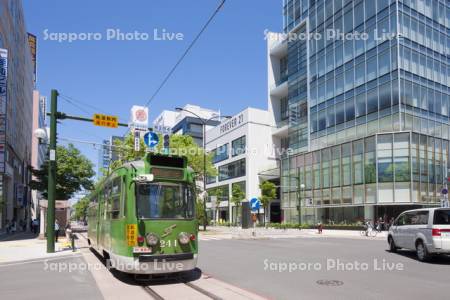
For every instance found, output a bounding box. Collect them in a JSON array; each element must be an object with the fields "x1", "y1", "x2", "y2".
[{"x1": 23, "y1": 0, "x2": 282, "y2": 177}]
